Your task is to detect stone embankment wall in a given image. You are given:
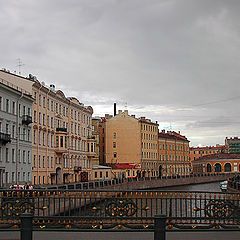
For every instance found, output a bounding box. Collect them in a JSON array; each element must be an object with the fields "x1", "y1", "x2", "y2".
[{"x1": 103, "y1": 174, "x2": 236, "y2": 191}]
